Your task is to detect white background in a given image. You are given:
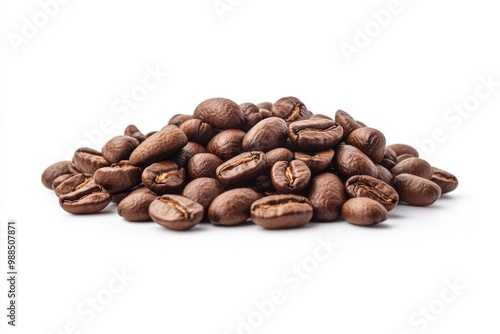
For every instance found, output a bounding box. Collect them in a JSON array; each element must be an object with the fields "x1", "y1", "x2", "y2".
[{"x1": 1, "y1": 0, "x2": 499, "y2": 333}]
